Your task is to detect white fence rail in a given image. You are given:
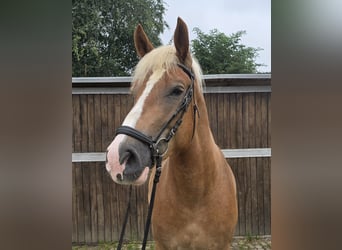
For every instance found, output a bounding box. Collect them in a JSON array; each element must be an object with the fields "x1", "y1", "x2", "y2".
[{"x1": 72, "y1": 148, "x2": 271, "y2": 163}]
